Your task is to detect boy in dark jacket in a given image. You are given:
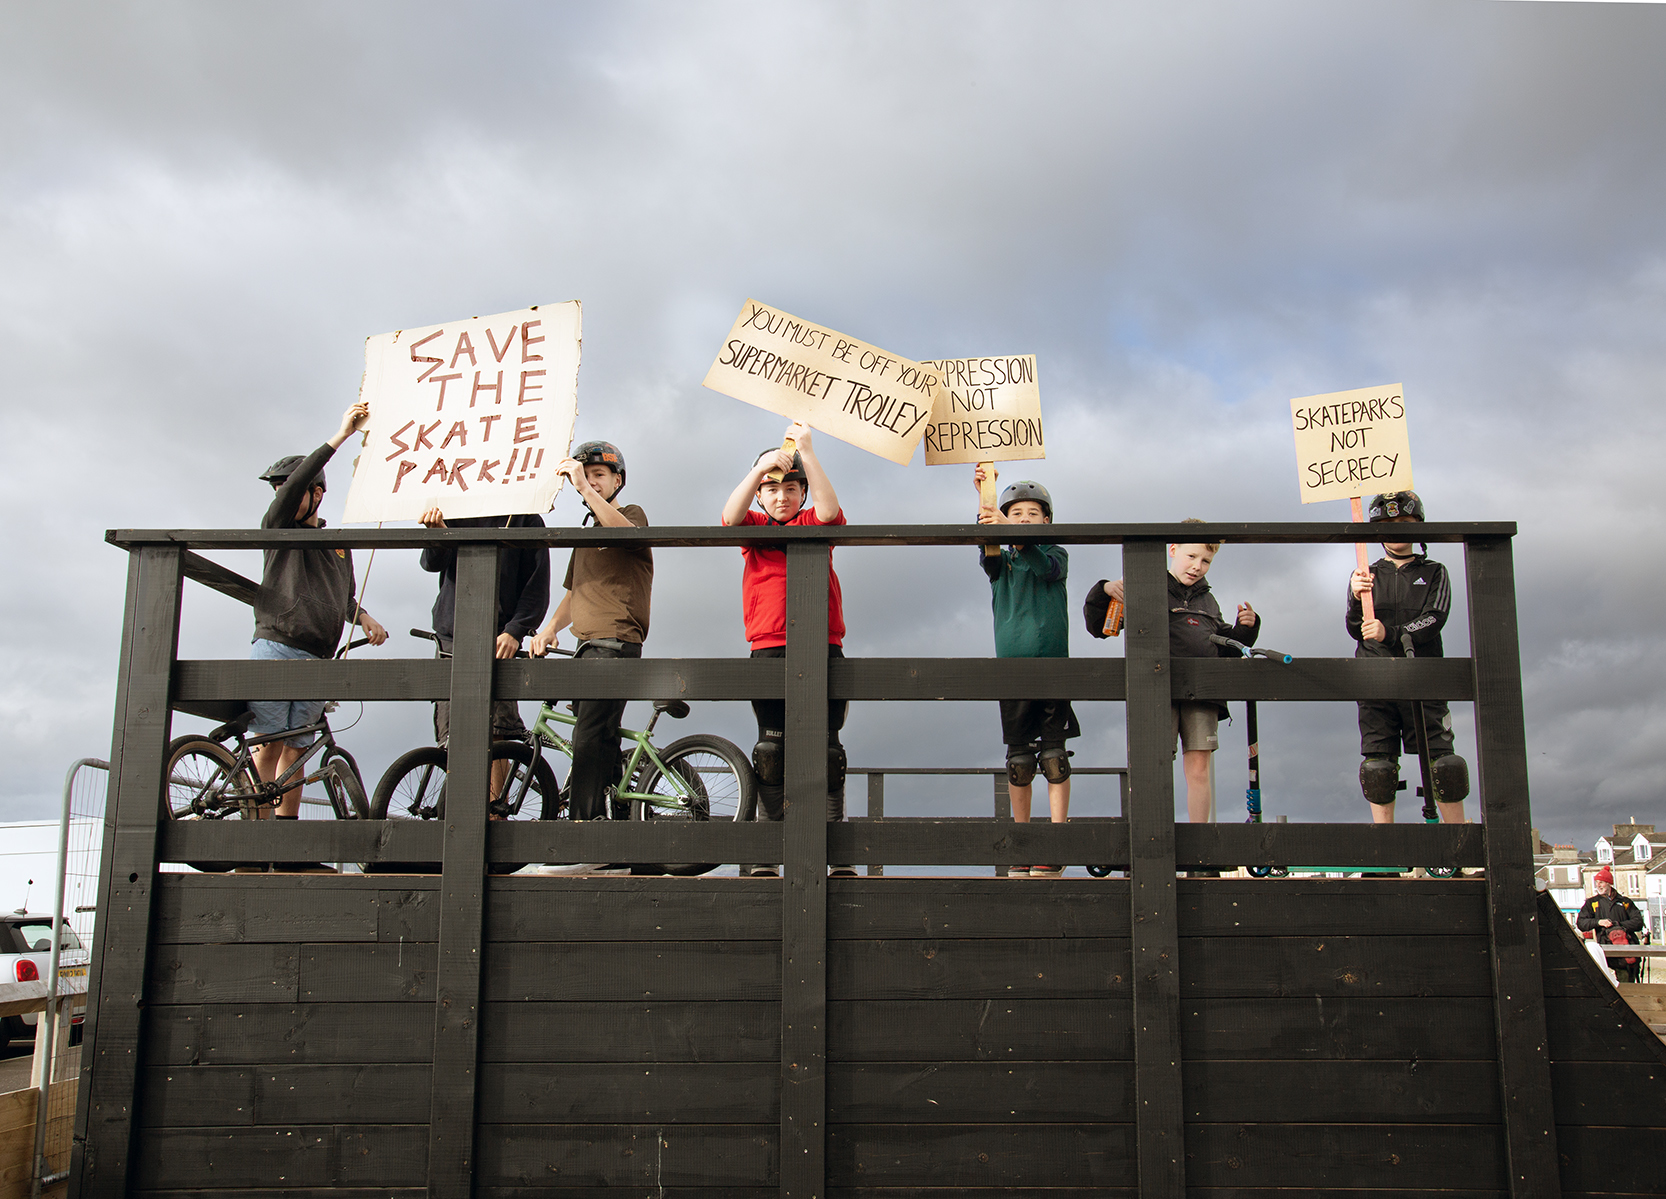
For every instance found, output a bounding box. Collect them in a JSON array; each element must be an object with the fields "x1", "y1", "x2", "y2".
[
  {"x1": 251, "y1": 402, "x2": 388, "y2": 817},
  {"x1": 974, "y1": 467, "x2": 1077, "y2": 878},
  {"x1": 1085, "y1": 519, "x2": 1258, "y2": 825},
  {"x1": 1577, "y1": 866, "x2": 1645, "y2": 983},
  {"x1": 1347, "y1": 491, "x2": 1469, "y2": 824}
]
